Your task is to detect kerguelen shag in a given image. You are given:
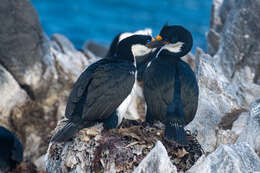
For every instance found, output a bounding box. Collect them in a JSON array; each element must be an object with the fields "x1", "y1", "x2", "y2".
[
  {"x1": 105, "y1": 30, "x2": 156, "y2": 120},
  {"x1": 51, "y1": 34, "x2": 160, "y2": 142},
  {"x1": 0, "y1": 126, "x2": 23, "y2": 172},
  {"x1": 144, "y1": 25, "x2": 199, "y2": 145}
]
